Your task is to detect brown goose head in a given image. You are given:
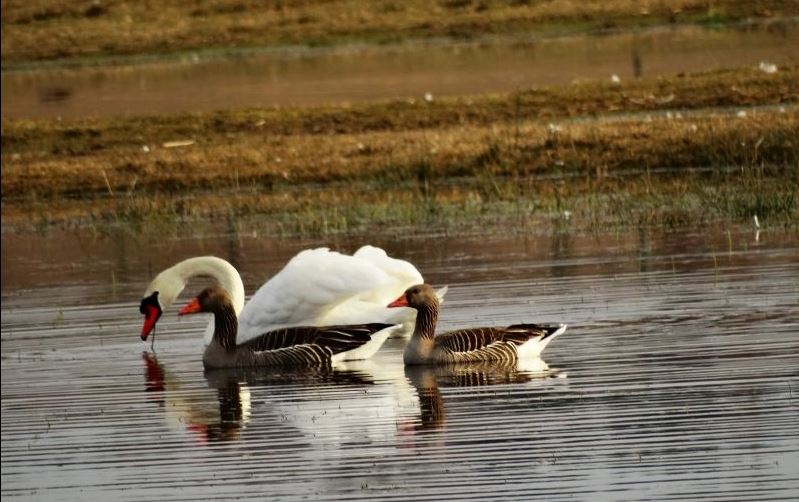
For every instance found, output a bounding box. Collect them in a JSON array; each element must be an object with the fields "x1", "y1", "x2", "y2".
[
  {"x1": 388, "y1": 283, "x2": 439, "y2": 310},
  {"x1": 178, "y1": 286, "x2": 233, "y2": 316}
]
